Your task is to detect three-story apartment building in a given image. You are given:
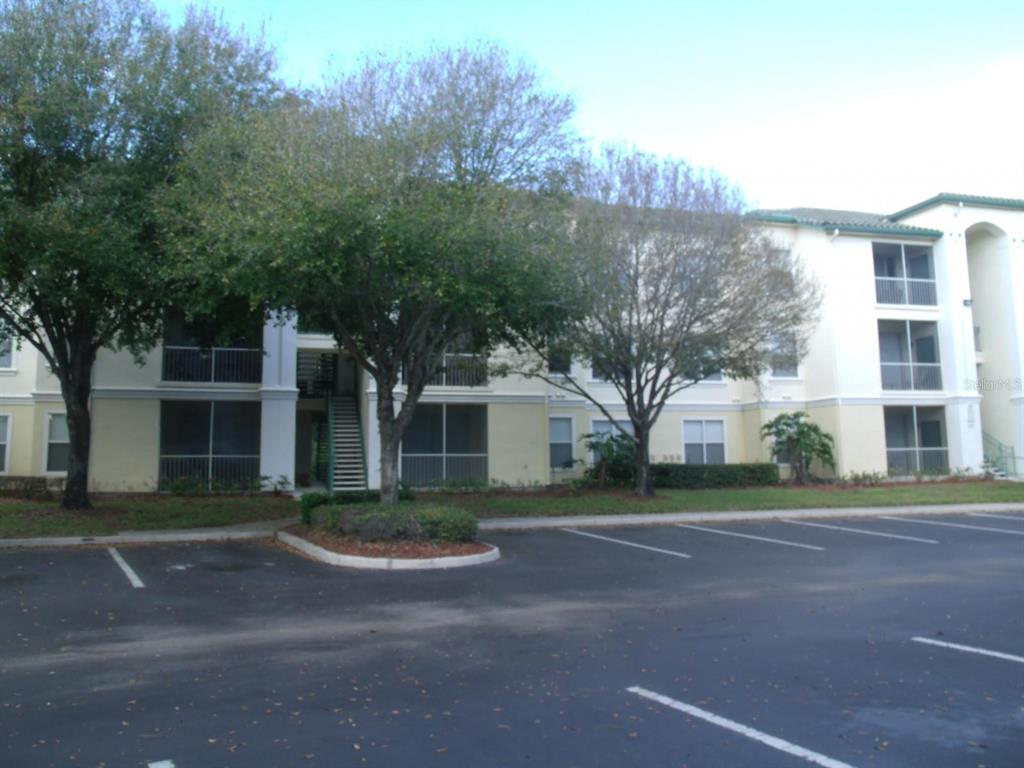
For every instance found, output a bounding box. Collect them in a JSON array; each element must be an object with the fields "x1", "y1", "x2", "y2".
[{"x1": 1, "y1": 193, "x2": 1021, "y2": 491}]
